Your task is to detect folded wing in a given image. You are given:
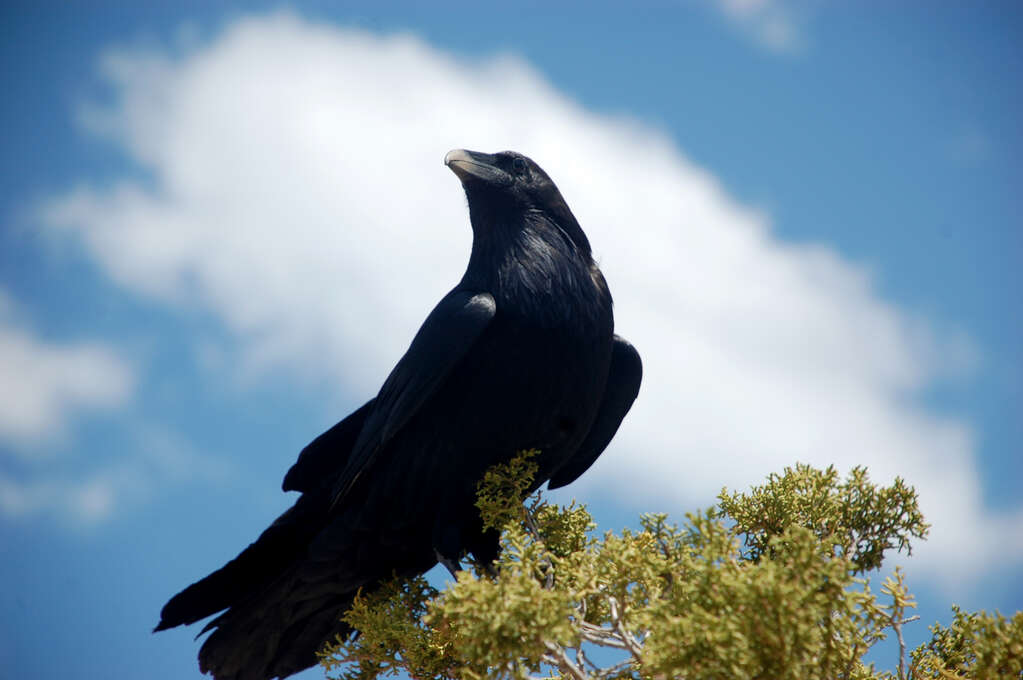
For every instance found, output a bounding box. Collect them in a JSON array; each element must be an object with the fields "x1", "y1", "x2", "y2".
[{"x1": 548, "y1": 335, "x2": 642, "y2": 489}]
